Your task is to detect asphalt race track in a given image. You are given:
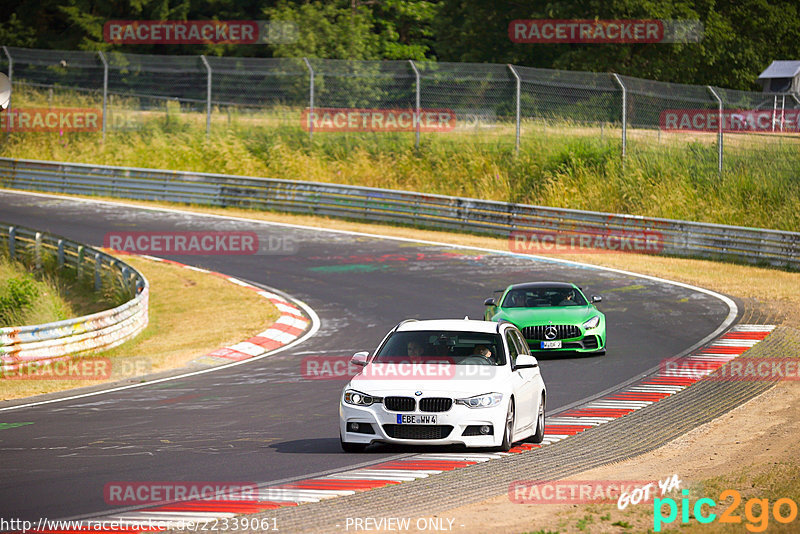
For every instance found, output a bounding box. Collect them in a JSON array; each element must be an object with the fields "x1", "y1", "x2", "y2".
[{"x1": 0, "y1": 191, "x2": 734, "y2": 522}]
